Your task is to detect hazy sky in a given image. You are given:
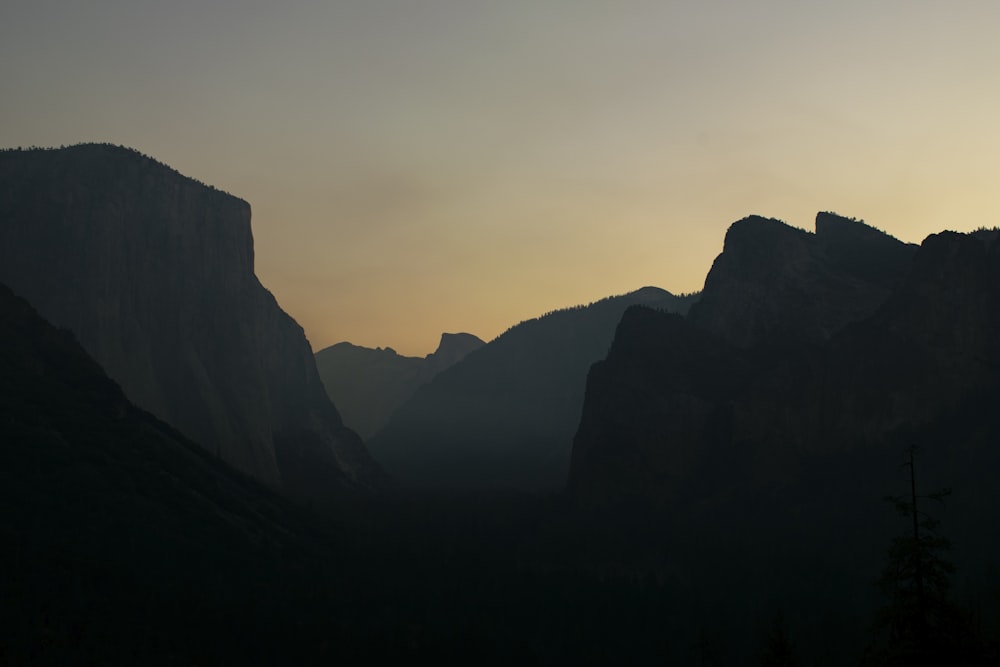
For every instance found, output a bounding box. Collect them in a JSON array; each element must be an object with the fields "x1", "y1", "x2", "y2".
[{"x1": 3, "y1": 1, "x2": 998, "y2": 355}]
